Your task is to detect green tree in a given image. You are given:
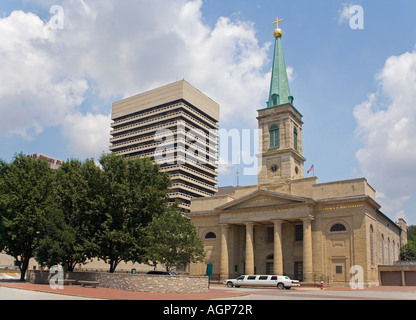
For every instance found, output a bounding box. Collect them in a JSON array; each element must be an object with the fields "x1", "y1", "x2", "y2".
[
  {"x1": 35, "y1": 211, "x2": 76, "y2": 269},
  {"x1": 407, "y1": 225, "x2": 416, "y2": 242},
  {"x1": 146, "y1": 205, "x2": 206, "y2": 273},
  {"x1": 93, "y1": 153, "x2": 171, "y2": 273},
  {"x1": 400, "y1": 242, "x2": 416, "y2": 261},
  {"x1": 0, "y1": 154, "x2": 58, "y2": 281},
  {"x1": 35, "y1": 159, "x2": 103, "y2": 271},
  {"x1": 401, "y1": 225, "x2": 416, "y2": 261}
]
